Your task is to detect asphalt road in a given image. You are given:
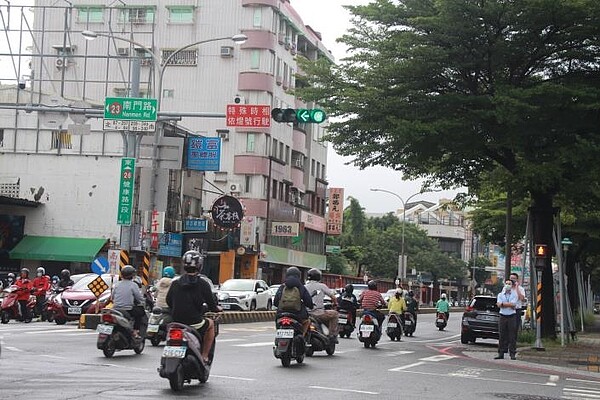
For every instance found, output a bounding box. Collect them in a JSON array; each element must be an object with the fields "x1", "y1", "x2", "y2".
[{"x1": 1, "y1": 314, "x2": 600, "y2": 399}]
